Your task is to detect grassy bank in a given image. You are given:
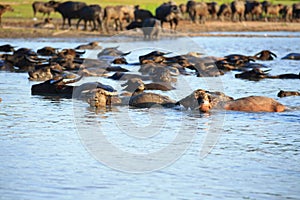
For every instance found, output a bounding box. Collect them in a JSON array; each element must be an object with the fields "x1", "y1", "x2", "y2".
[{"x1": 1, "y1": 0, "x2": 299, "y2": 20}]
